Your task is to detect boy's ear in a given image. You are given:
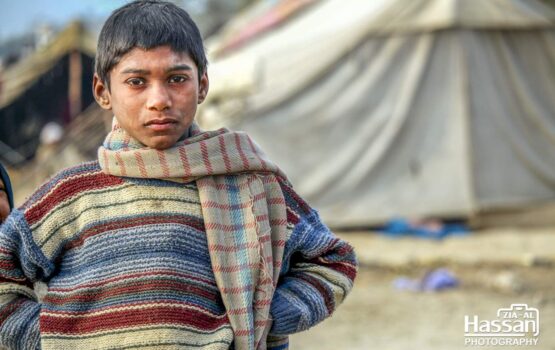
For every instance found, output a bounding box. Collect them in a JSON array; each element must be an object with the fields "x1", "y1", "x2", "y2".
[
  {"x1": 93, "y1": 73, "x2": 112, "y2": 110},
  {"x1": 197, "y1": 71, "x2": 209, "y2": 104}
]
